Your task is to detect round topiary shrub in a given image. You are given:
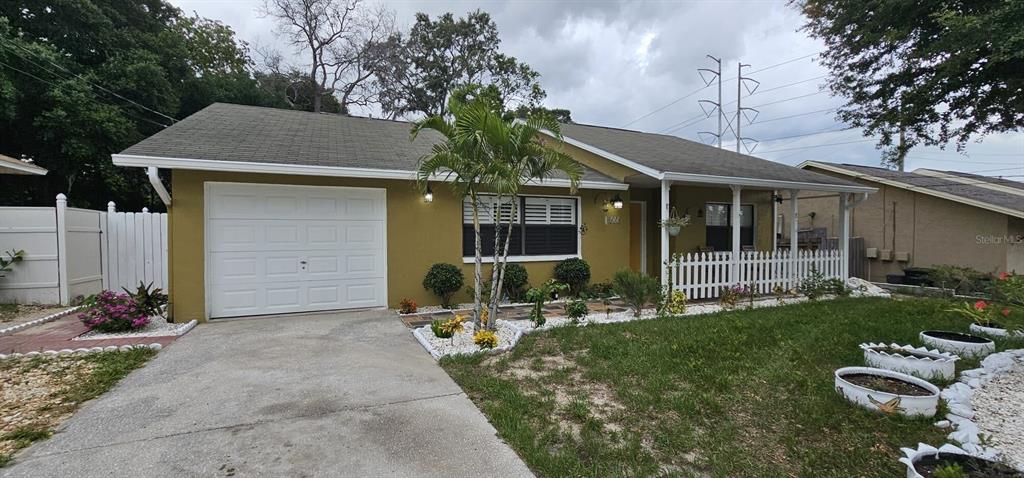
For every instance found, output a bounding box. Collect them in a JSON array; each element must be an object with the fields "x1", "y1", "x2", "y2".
[
  {"x1": 422, "y1": 263, "x2": 465, "y2": 309},
  {"x1": 554, "y1": 258, "x2": 591, "y2": 297},
  {"x1": 501, "y1": 263, "x2": 529, "y2": 302}
]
